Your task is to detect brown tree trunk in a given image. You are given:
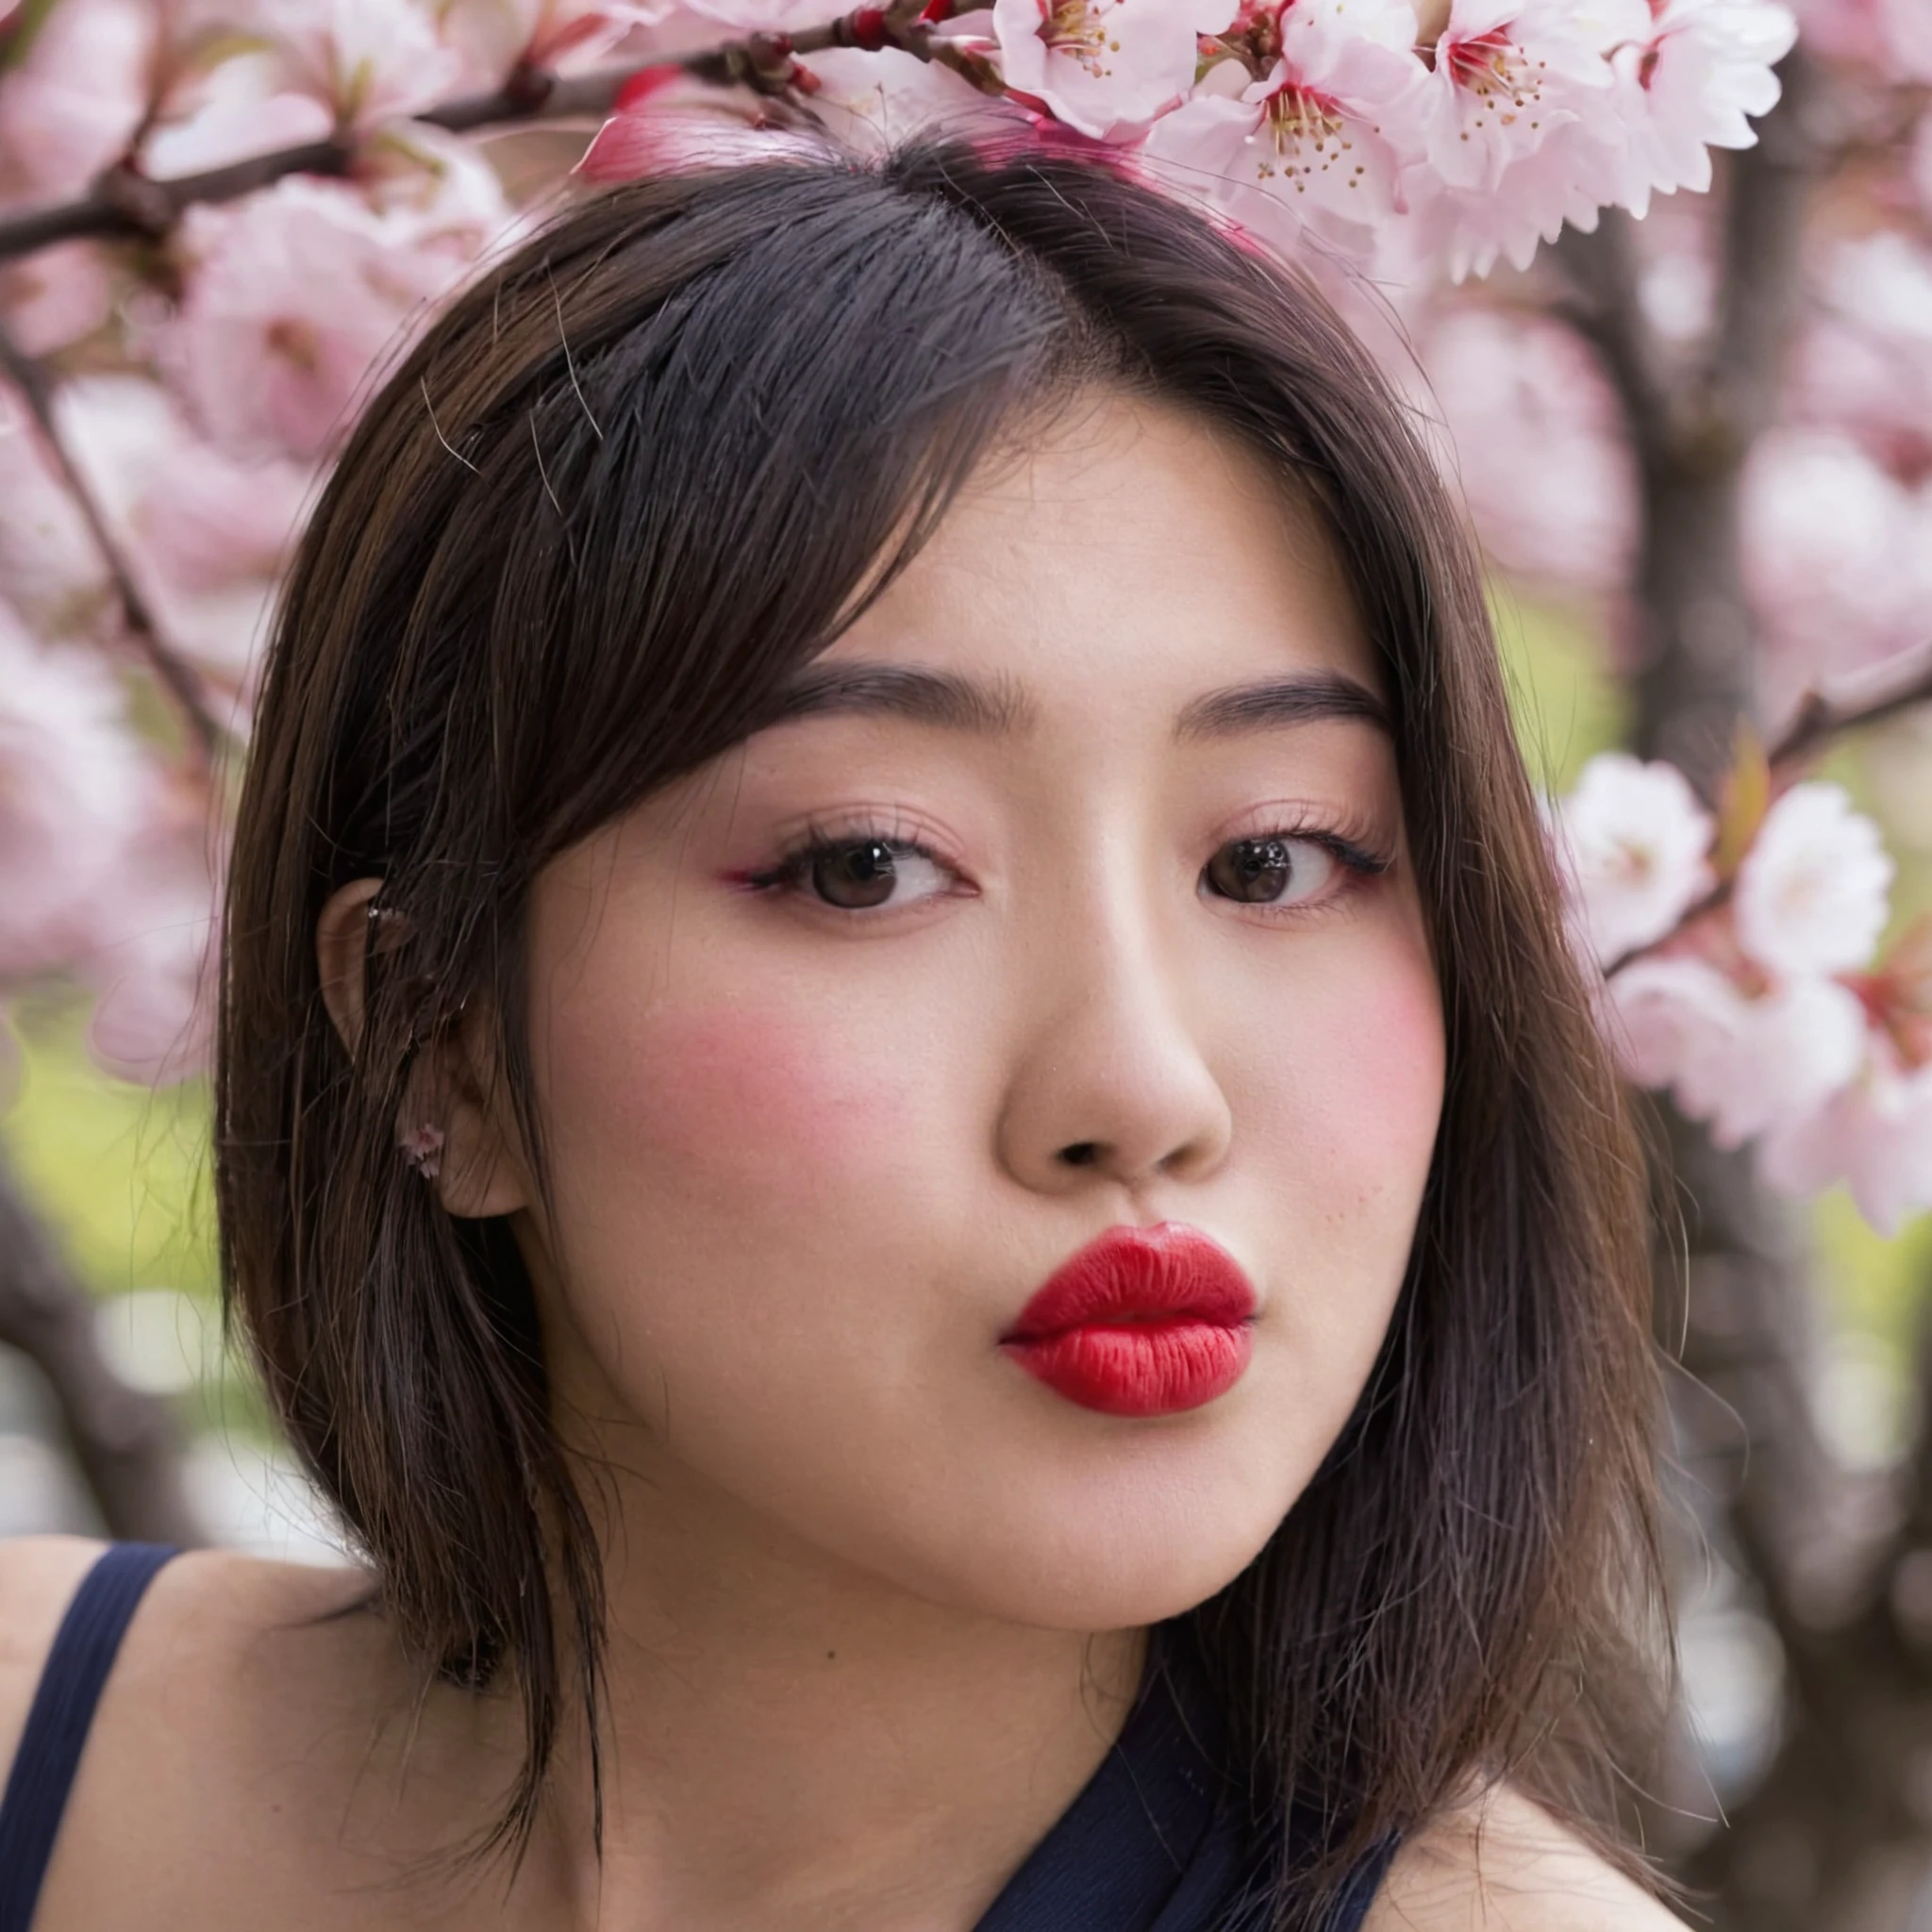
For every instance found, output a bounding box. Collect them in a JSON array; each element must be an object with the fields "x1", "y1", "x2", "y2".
[
  {"x1": 1559, "y1": 48, "x2": 1932, "y2": 1929},
  {"x1": 0, "y1": 1146, "x2": 206, "y2": 1546}
]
